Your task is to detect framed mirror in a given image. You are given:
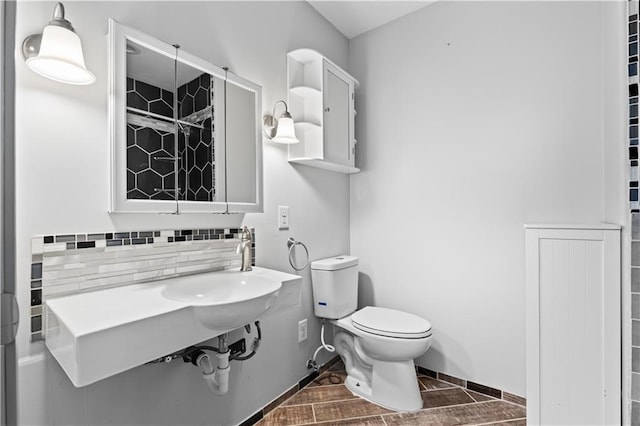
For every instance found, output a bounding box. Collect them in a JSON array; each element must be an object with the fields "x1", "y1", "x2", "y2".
[{"x1": 109, "y1": 19, "x2": 262, "y2": 214}]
